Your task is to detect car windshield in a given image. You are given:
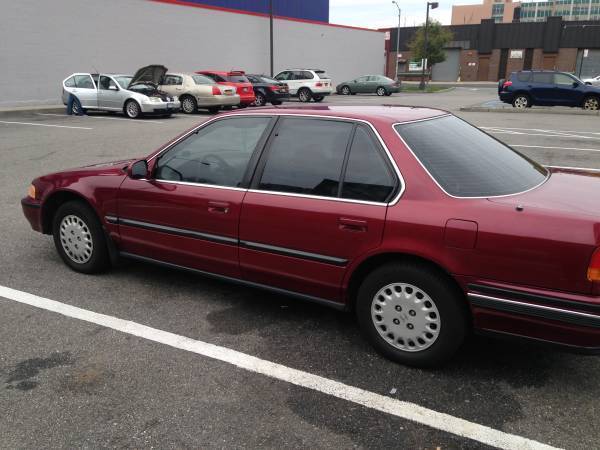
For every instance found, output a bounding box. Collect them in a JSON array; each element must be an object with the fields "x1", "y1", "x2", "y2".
[
  {"x1": 192, "y1": 74, "x2": 215, "y2": 85},
  {"x1": 114, "y1": 76, "x2": 132, "y2": 88},
  {"x1": 394, "y1": 115, "x2": 548, "y2": 197},
  {"x1": 259, "y1": 76, "x2": 278, "y2": 83},
  {"x1": 227, "y1": 74, "x2": 249, "y2": 83},
  {"x1": 315, "y1": 71, "x2": 330, "y2": 79}
]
